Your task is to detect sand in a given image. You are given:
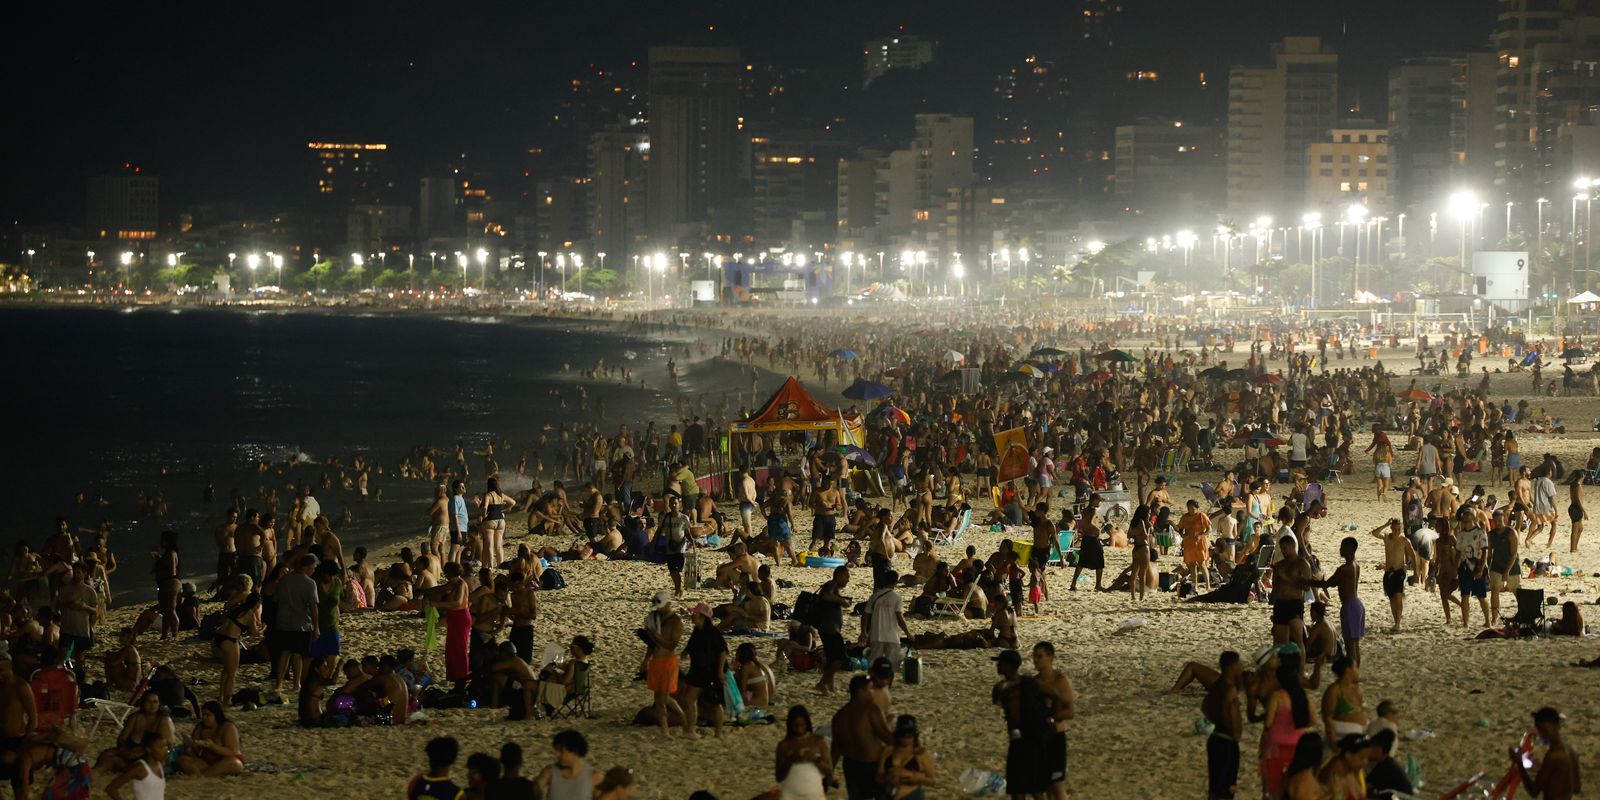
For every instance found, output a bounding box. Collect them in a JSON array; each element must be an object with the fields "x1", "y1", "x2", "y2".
[{"x1": 64, "y1": 358, "x2": 1600, "y2": 800}]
